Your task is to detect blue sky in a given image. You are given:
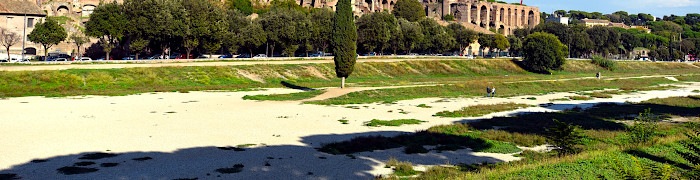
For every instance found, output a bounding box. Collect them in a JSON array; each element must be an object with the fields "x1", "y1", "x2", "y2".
[{"x1": 507, "y1": 0, "x2": 700, "y2": 17}]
